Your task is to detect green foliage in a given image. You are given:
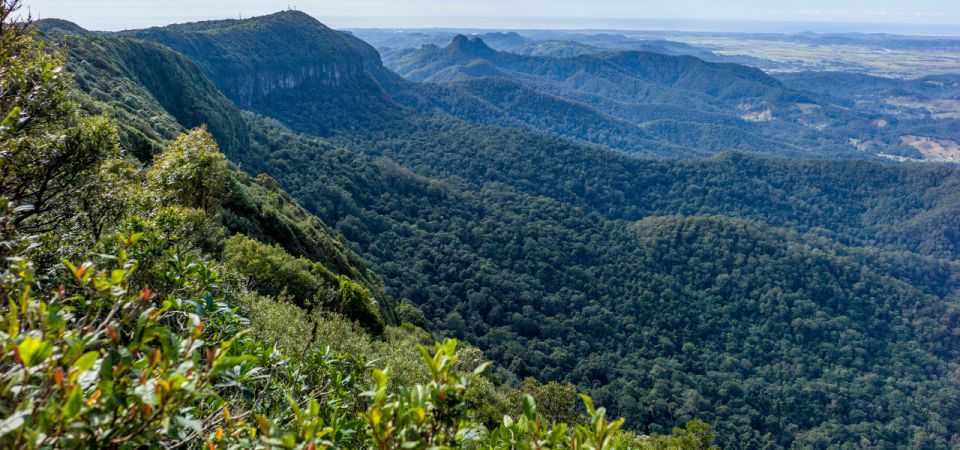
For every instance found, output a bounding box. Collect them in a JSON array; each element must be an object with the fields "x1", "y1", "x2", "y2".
[
  {"x1": 465, "y1": 376, "x2": 585, "y2": 435},
  {"x1": 507, "y1": 378, "x2": 582, "y2": 426},
  {"x1": 0, "y1": 23, "x2": 119, "y2": 233},
  {"x1": 223, "y1": 234, "x2": 328, "y2": 304},
  {"x1": 148, "y1": 127, "x2": 230, "y2": 210},
  {"x1": 238, "y1": 290, "x2": 431, "y2": 389},
  {"x1": 364, "y1": 339, "x2": 675, "y2": 450},
  {"x1": 0, "y1": 232, "x2": 234, "y2": 447},
  {"x1": 334, "y1": 275, "x2": 386, "y2": 335},
  {"x1": 365, "y1": 339, "x2": 474, "y2": 448},
  {"x1": 617, "y1": 420, "x2": 719, "y2": 450},
  {"x1": 75, "y1": 157, "x2": 142, "y2": 242},
  {"x1": 220, "y1": 170, "x2": 397, "y2": 323},
  {"x1": 223, "y1": 234, "x2": 386, "y2": 334},
  {"x1": 665, "y1": 420, "x2": 719, "y2": 450},
  {"x1": 2, "y1": 222, "x2": 670, "y2": 449},
  {"x1": 397, "y1": 302, "x2": 430, "y2": 330},
  {"x1": 0, "y1": 224, "x2": 365, "y2": 448}
]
